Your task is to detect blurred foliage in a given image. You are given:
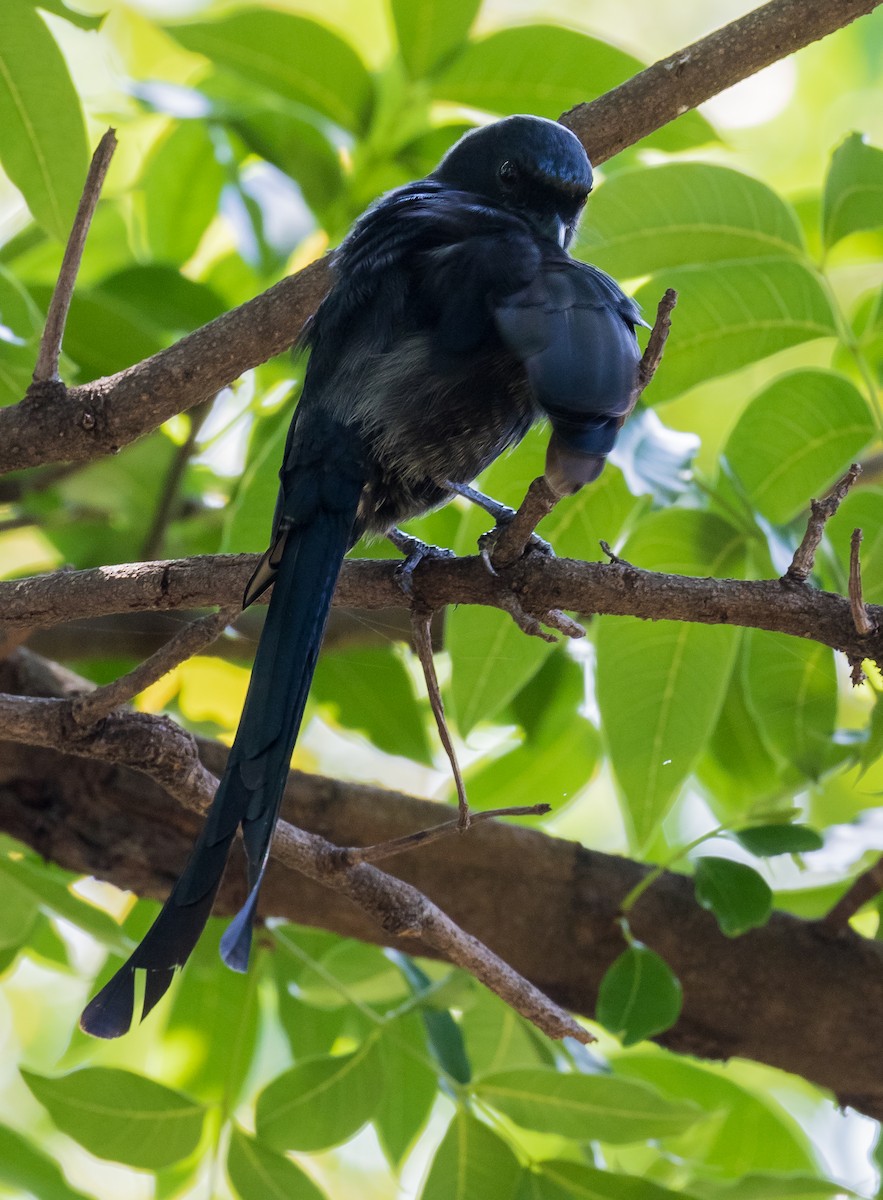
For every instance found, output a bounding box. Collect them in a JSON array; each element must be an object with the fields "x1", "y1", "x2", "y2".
[{"x1": 0, "y1": 0, "x2": 882, "y2": 1196}]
